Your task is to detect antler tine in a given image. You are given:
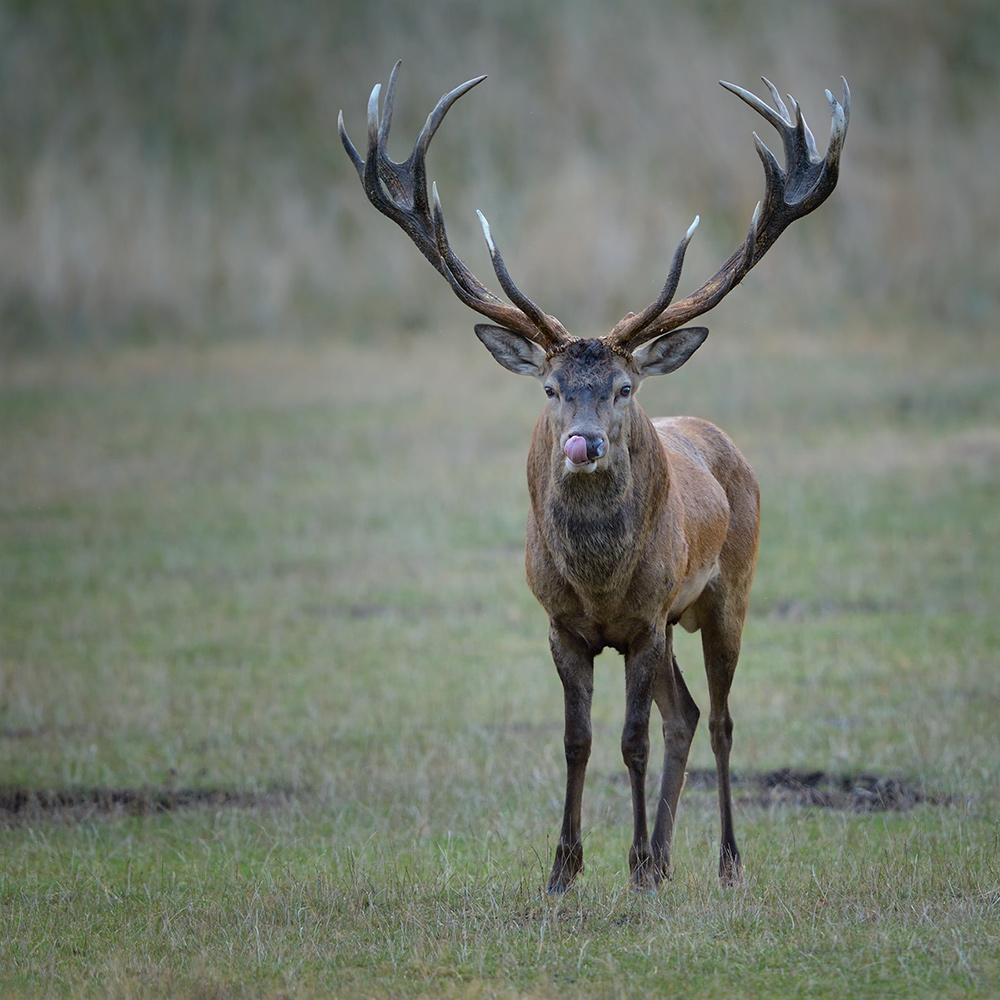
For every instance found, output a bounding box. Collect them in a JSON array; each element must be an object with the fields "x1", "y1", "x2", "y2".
[
  {"x1": 339, "y1": 62, "x2": 568, "y2": 350},
  {"x1": 763, "y1": 78, "x2": 791, "y2": 125},
  {"x1": 607, "y1": 216, "x2": 700, "y2": 344},
  {"x1": 607, "y1": 77, "x2": 849, "y2": 351},
  {"x1": 407, "y1": 66, "x2": 485, "y2": 226},
  {"x1": 429, "y1": 181, "x2": 548, "y2": 329},
  {"x1": 826, "y1": 78, "x2": 851, "y2": 161},
  {"x1": 377, "y1": 60, "x2": 399, "y2": 149},
  {"x1": 477, "y1": 211, "x2": 571, "y2": 341}
]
